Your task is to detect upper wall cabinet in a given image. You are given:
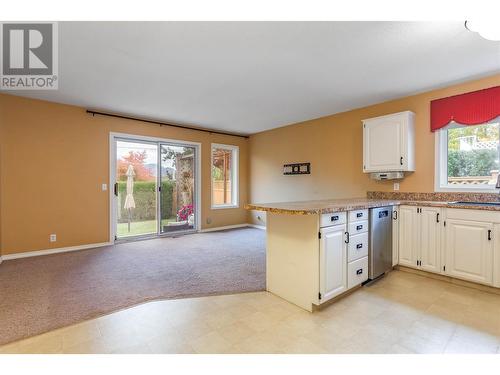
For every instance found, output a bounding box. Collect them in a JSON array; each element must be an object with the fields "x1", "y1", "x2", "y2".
[{"x1": 363, "y1": 111, "x2": 415, "y2": 173}]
